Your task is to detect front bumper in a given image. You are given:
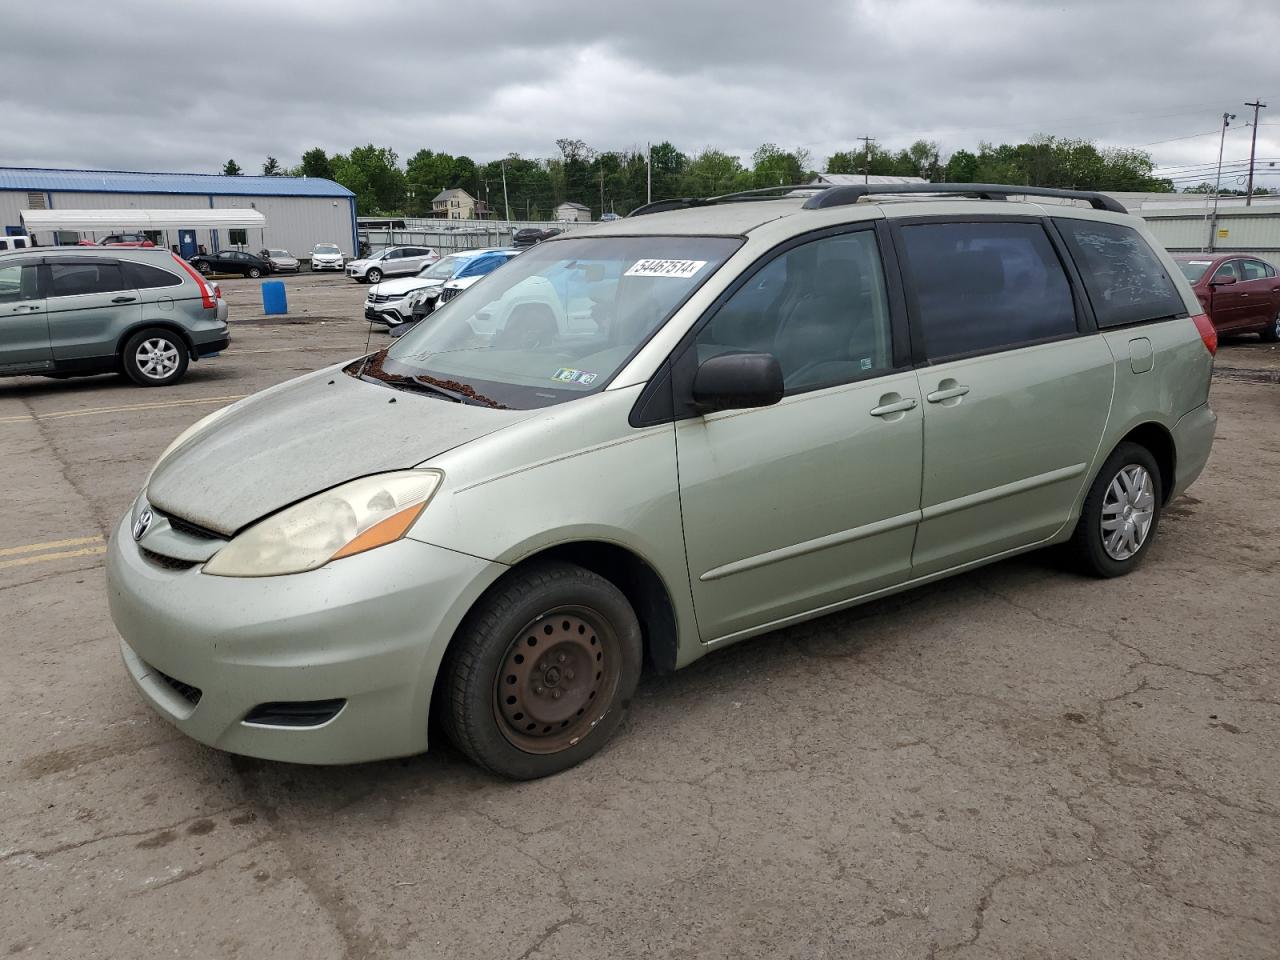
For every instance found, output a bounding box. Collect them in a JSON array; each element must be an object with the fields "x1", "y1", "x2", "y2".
[
  {"x1": 312, "y1": 261, "x2": 343, "y2": 271},
  {"x1": 106, "y1": 513, "x2": 505, "y2": 764},
  {"x1": 364, "y1": 305, "x2": 407, "y2": 325}
]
